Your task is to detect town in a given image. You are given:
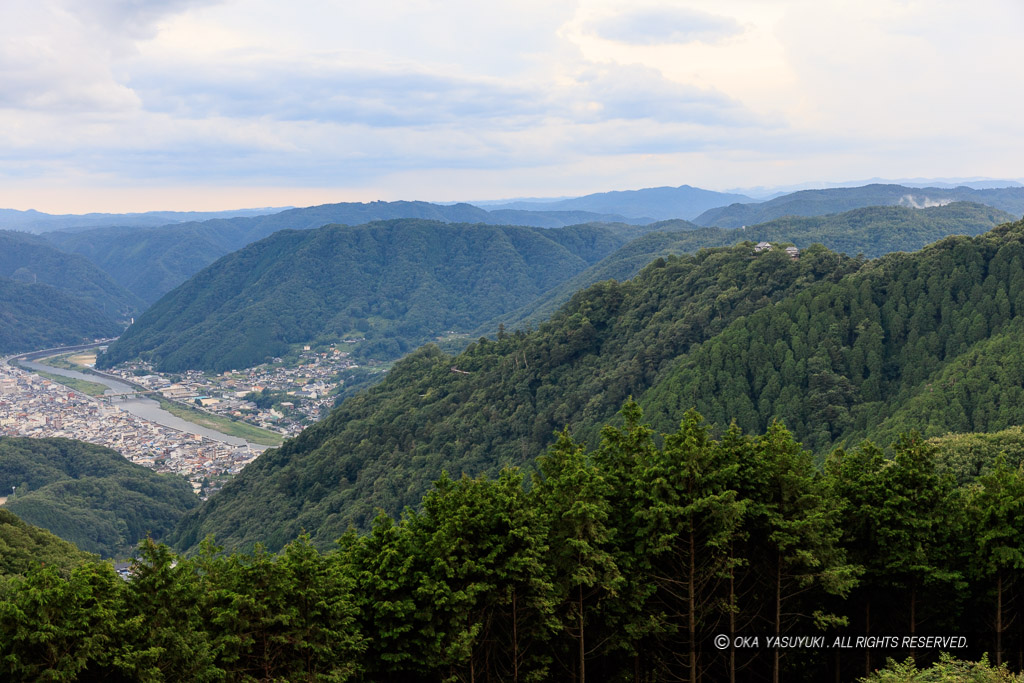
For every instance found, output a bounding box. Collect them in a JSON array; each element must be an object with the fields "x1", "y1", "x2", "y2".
[
  {"x1": 0, "y1": 342, "x2": 385, "y2": 498},
  {"x1": 102, "y1": 343, "x2": 370, "y2": 436},
  {"x1": 0, "y1": 362, "x2": 257, "y2": 498}
]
